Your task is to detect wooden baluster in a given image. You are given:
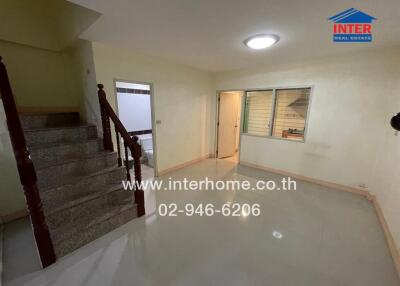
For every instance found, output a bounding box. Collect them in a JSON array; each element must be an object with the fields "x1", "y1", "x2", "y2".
[
  {"x1": 0, "y1": 56, "x2": 56, "y2": 267},
  {"x1": 124, "y1": 142, "x2": 132, "y2": 182},
  {"x1": 97, "y1": 84, "x2": 113, "y2": 151},
  {"x1": 96, "y1": 83, "x2": 145, "y2": 216},
  {"x1": 115, "y1": 128, "x2": 122, "y2": 166},
  {"x1": 132, "y1": 136, "x2": 145, "y2": 216}
]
